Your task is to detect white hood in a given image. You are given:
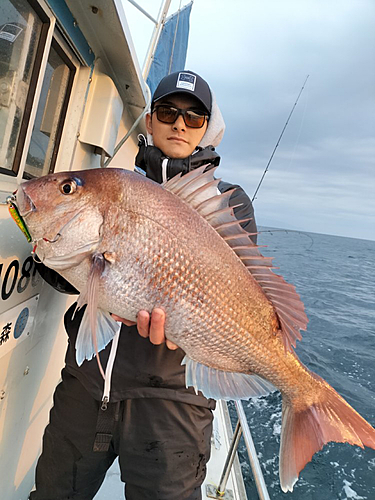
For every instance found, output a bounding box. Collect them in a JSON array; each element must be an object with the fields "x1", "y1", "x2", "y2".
[{"x1": 198, "y1": 91, "x2": 225, "y2": 148}]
